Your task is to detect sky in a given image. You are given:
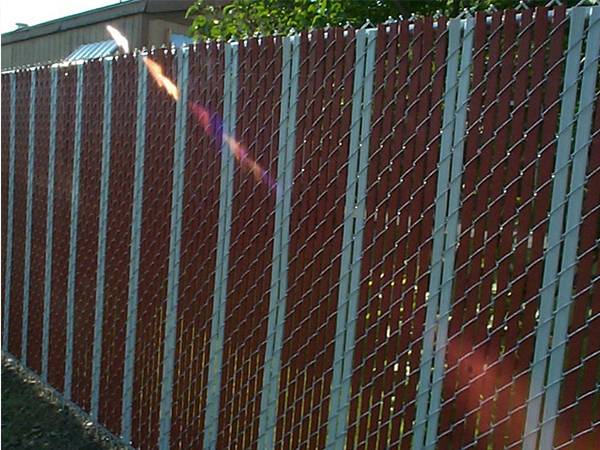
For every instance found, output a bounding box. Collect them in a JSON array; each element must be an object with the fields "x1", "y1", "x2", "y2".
[{"x1": 1, "y1": 0, "x2": 122, "y2": 33}]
